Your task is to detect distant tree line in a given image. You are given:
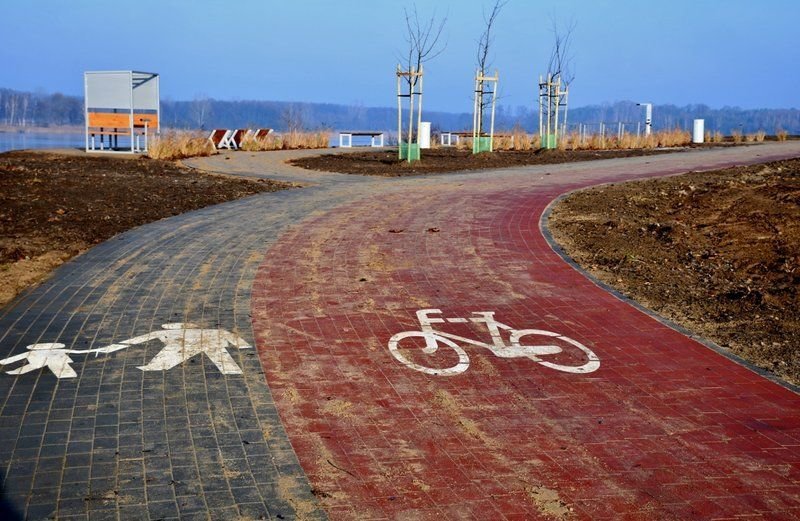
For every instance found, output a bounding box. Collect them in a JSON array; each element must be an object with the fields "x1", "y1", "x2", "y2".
[
  {"x1": 0, "y1": 88, "x2": 83, "y2": 126},
  {"x1": 1, "y1": 87, "x2": 798, "y2": 134}
]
